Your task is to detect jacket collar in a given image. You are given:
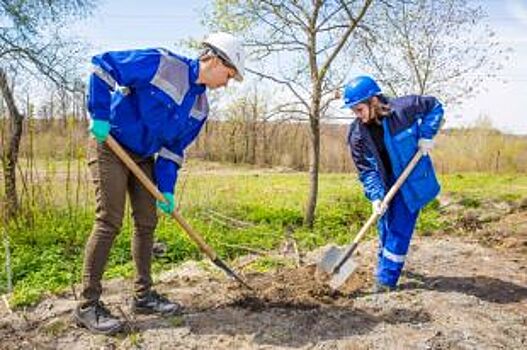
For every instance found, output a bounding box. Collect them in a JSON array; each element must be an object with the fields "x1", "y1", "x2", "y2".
[{"x1": 188, "y1": 58, "x2": 206, "y2": 94}]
